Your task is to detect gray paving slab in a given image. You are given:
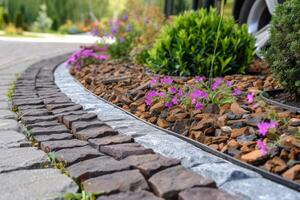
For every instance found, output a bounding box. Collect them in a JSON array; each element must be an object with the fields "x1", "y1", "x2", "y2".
[
  {"x1": 55, "y1": 62, "x2": 300, "y2": 200},
  {"x1": 0, "y1": 130, "x2": 30, "y2": 148},
  {"x1": 0, "y1": 169, "x2": 78, "y2": 200},
  {"x1": 0, "y1": 102, "x2": 9, "y2": 110},
  {"x1": 0, "y1": 119, "x2": 19, "y2": 131},
  {"x1": 0, "y1": 110, "x2": 16, "y2": 119},
  {"x1": 0, "y1": 147, "x2": 48, "y2": 173}
]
